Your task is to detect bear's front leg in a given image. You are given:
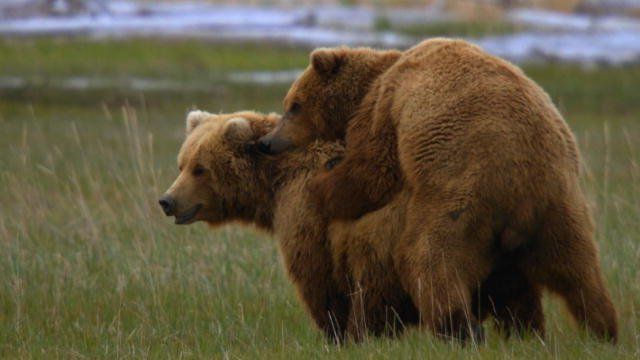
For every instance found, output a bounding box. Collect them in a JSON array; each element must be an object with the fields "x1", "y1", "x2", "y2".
[
  {"x1": 310, "y1": 152, "x2": 402, "y2": 220},
  {"x1": 309, "y1": 161, "x2": 372, "y2": 220},
  {"x1": 309, "y1": 106, "x2": 403, "y2": 220},
  {"x1": 278, "y1": 229, "x2": 350, "y2": 343},
  {"x1": 295, "y1": 279, "x2": 350, "y2": 343}
]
